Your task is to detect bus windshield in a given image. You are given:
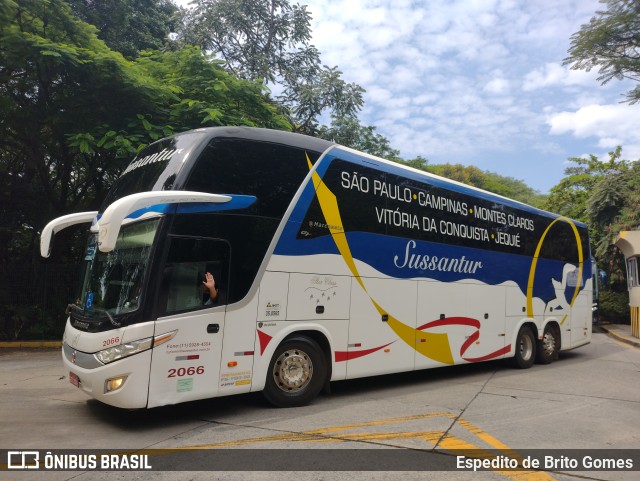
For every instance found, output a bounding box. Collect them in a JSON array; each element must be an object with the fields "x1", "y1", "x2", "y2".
[{"x1": 75, "y1": 219, "x2": 160, "y2": 319}]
